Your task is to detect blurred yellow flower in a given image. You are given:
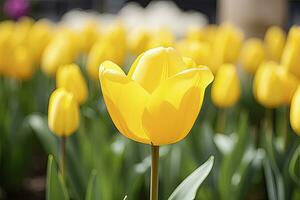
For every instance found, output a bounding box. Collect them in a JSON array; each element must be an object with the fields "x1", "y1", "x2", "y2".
[
  {"x1": 56, "y1": 64, "x2": 88, "y2": 104},
  {"x1": 27, "y1": 19, "x2": 53, "y2": 64},
  {"x1": 211, "y1": 24, "x2": 244, "y2": 73},
  {"x1": 128, "y1": 28, "x2": 150, "y2": 55},
  {"x1": 186, "y1": 25, "x2": 217, "y2": 44},
  {"x1": 253, "y1": 61, "x2": 298, "y2": 108},
  {"x1": 281, "y1": 26, "x2": 300, "y2": 79},
  {"x1": 10, "y1": 17, "x2": 34, "y2": 47},
  {"x1": 41, "y1": 34, "x2": 74, "y2": 76},
  {"x1": 264, "y1": 26, "x2": 285, "y2": 62},
  {"x1": 0, "y1": 21, "x2": 14, "y2": 74},
  {"x1": 240, "y1": 38, "x2": 265, "y2": 74},
  {"x1": 99, "y1": 47, "x2": 214, "y2": 145},
  {"x1": 176, "y1": 40, "x2": 211, "y2": 67},
  {"x1": 211, "y1": 64, "x2": 240, "y2": 108},
  {"x1": 48, "y1": 88, "x2": 80, "y2": 137},
  {"x1": 9, "y1": 46, "x2": 34, "y2": 80},
  {"x1": 290, "y1": 85, "x2": 300, "y2": 136},
  {"x1": 279, "y1": 69, "x2": 299, "y2": 105},
  {"x1": 87, "y1": 23, "x2": 127, "y2": 80},
  {"x1": 80, "y1": 21, "x2": 100, "y2": 54},
  {"x1": 147, "y1": 27, "x2": 175, "y2": 49}
]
